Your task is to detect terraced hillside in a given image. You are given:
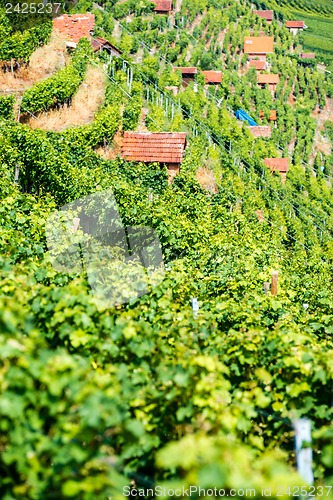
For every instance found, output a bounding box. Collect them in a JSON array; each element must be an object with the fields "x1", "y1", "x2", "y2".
[
  {"x1": 1, "y1": 0, "x2": 333, "y2": 498},
  {"x1": 252, "y1": 0, "x2": 333, "y2": 71}
]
